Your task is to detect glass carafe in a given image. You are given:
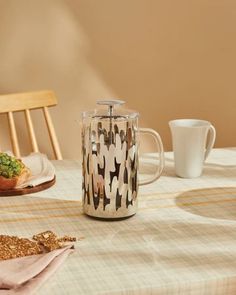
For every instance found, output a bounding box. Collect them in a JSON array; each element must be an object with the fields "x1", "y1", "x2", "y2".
[{"x1": 82, "y1": 100, "x2": 164, "y2": 220}]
